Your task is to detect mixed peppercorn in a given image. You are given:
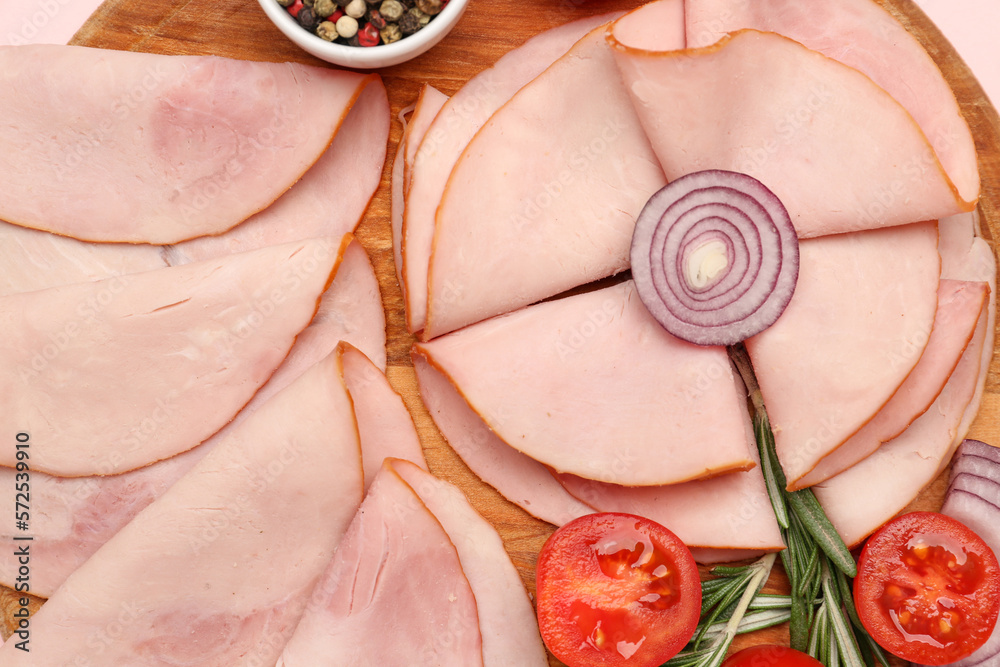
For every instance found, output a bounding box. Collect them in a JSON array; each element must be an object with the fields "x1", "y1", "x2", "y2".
[{"x1": 278, "y1": 0, "x2": 449, "y2": 47}]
